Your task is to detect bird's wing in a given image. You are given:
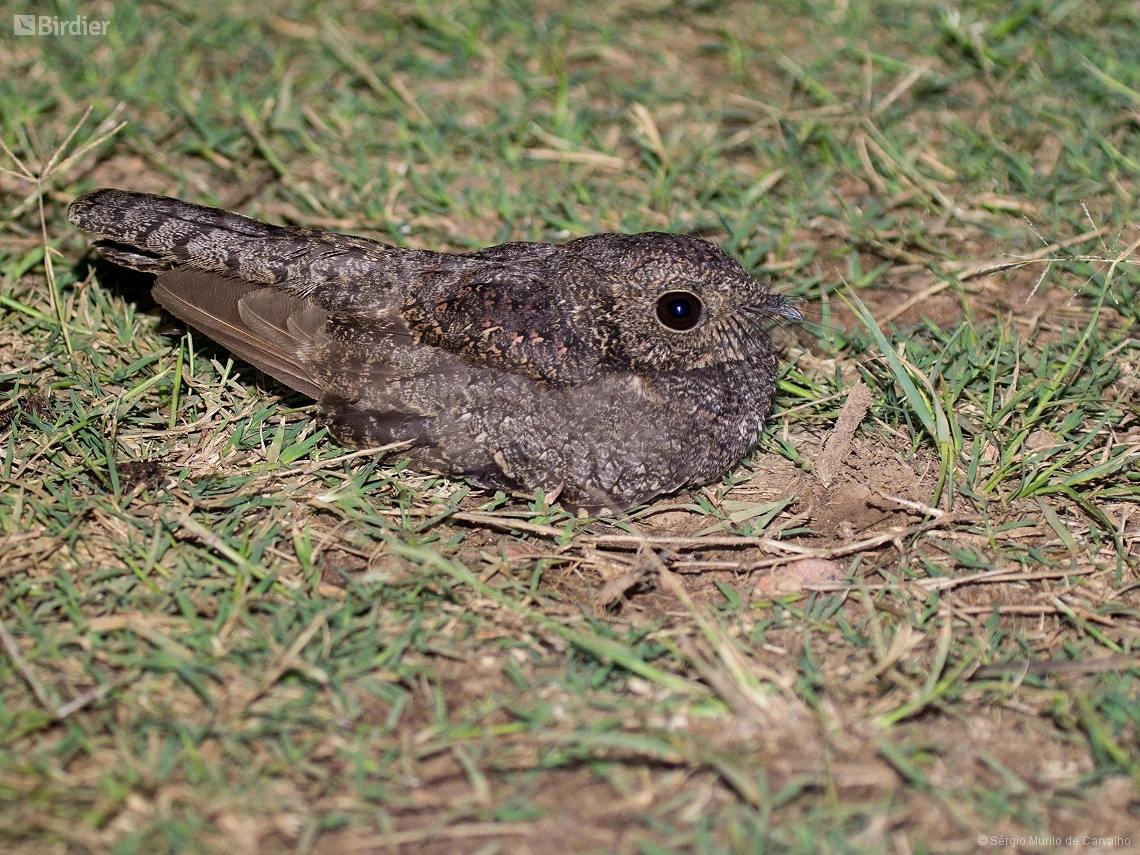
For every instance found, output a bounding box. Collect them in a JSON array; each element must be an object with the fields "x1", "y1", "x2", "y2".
[
  {"x1": 153, "y1": 269, "x2": 327, "y2": 399},
  {"x1": 402, "y1": 265, "x2": 605, "y2": 385}
]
